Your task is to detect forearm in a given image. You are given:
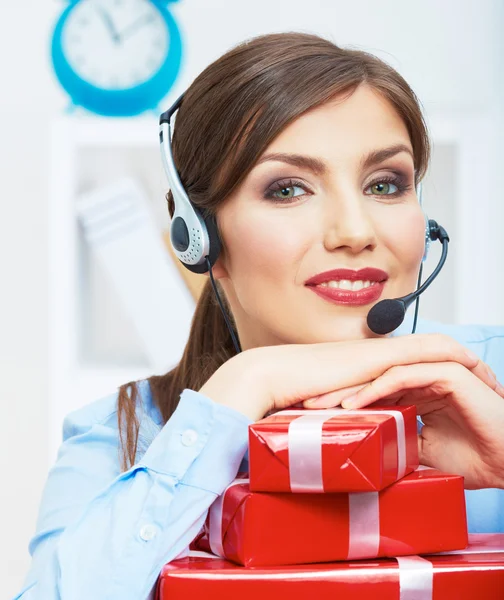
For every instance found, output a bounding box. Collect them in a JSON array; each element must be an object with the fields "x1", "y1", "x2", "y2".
[{"x1": 14, "y1": 389, "x2": 251, "y2": 600}]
